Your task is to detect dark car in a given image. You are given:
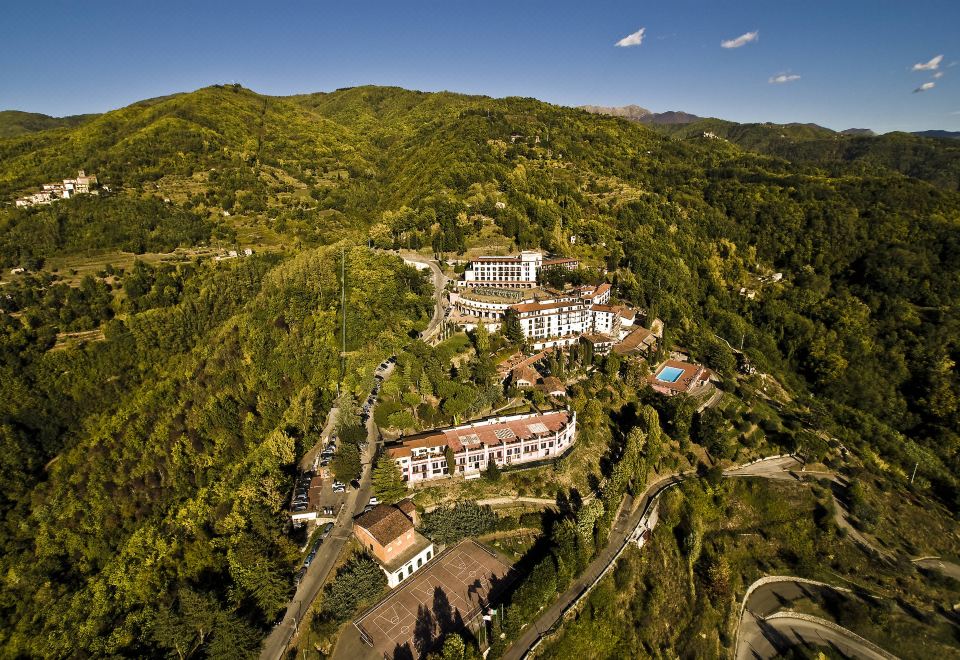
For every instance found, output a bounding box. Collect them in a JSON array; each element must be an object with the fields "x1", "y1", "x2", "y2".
[
  {"x1": 293, "y1": 567, "x2": 306, "y2": 586},
  {"x1": 350, "y1": 479, "x2": 361, "y2": 489},
  {"x1": 321, "y1": 522, "x2": 334, "y2": 538}
]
